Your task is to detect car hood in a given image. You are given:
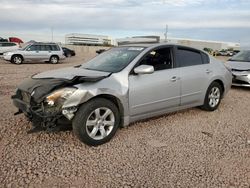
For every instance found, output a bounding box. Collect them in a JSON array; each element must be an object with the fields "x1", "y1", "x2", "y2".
[
  {"x1": 227, "y1": 61, "x2": 250, "y2": 71},
  {"x1": 32, "y1": 67, "x2": 110, "y2": 80},
  {"x1": 16, "y1": 67, "x2": 111, "y2": 103}
]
